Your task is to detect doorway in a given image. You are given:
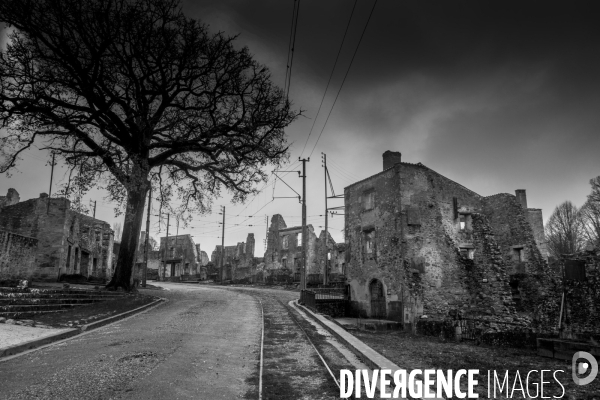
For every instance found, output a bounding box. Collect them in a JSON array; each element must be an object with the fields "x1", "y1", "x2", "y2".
[{"x1": 369, "y1": 279, "x2": 387, "y2": 318}]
